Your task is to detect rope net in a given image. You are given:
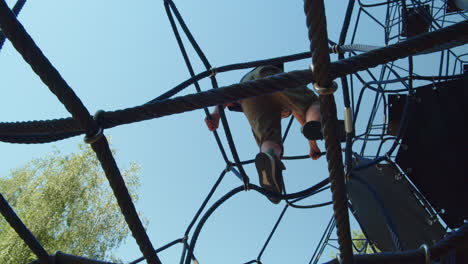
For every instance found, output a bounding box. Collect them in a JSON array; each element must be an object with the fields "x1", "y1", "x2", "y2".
[{"x1": 0, "y1": 0, "x2": 467, "y2": 263}]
